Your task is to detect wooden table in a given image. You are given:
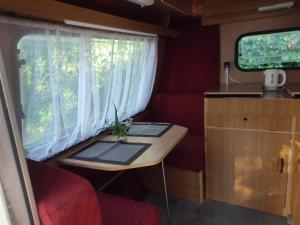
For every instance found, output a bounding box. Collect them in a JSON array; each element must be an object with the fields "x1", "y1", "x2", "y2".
[
  {"x1": 59, "y1": 124, "x2": 187, "y2": 171},
  {"x1": 58, "y1": 124, "x2": 188, "y2": 225}
]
